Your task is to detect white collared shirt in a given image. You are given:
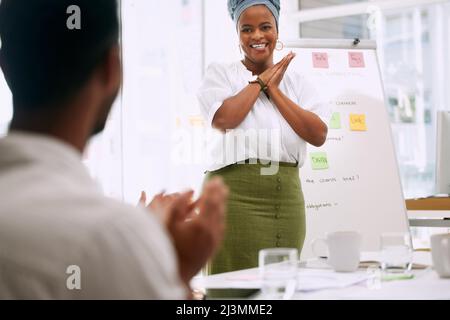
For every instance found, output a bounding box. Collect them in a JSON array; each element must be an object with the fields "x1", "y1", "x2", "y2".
[
  {"x1": 197, "y1": 61, "x2": 331, "y2": 171},
  {"x1": 0, "y1": 132, "x2": 186, "y2": 299}
]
